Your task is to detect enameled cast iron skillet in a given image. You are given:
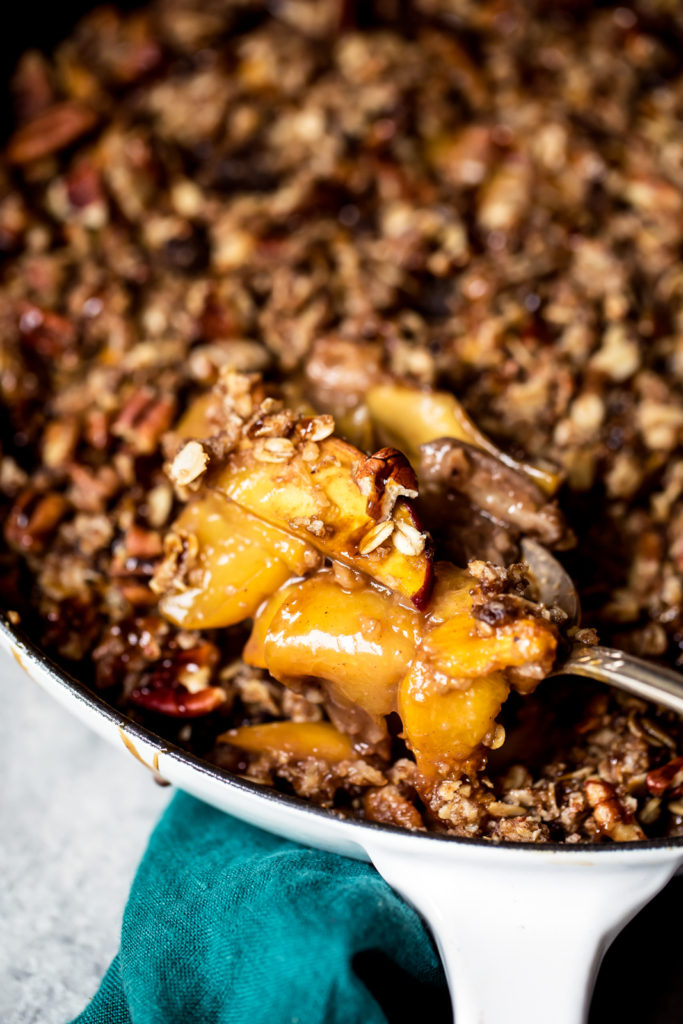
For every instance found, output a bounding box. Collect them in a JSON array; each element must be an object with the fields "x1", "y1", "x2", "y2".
[{"x1": 4, "y1": 6, "x2": 683, "y2": 1021}]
